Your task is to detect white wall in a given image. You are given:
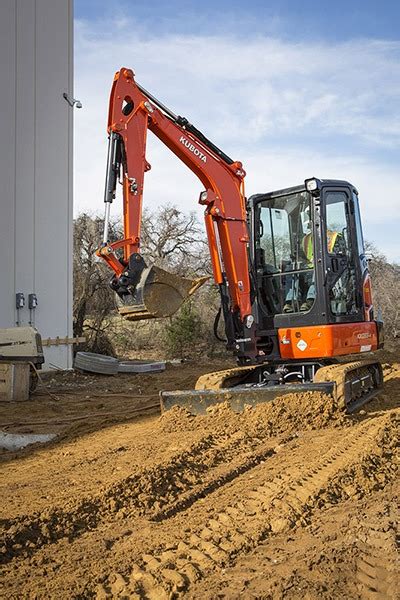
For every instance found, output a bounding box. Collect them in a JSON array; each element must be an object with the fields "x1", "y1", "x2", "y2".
[{"x1": 0, "y1": 0, "x2": 73, "y2": 369}]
